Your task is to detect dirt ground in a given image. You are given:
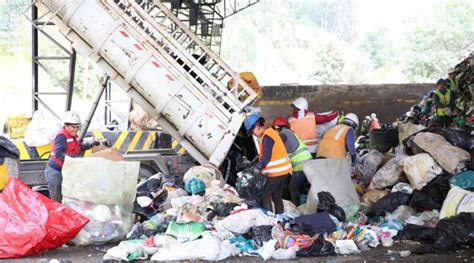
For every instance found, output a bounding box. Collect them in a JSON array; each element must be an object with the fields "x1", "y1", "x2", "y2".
[{"x1": 12, "y1": 241, "x2": 474, "y2": 263}]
